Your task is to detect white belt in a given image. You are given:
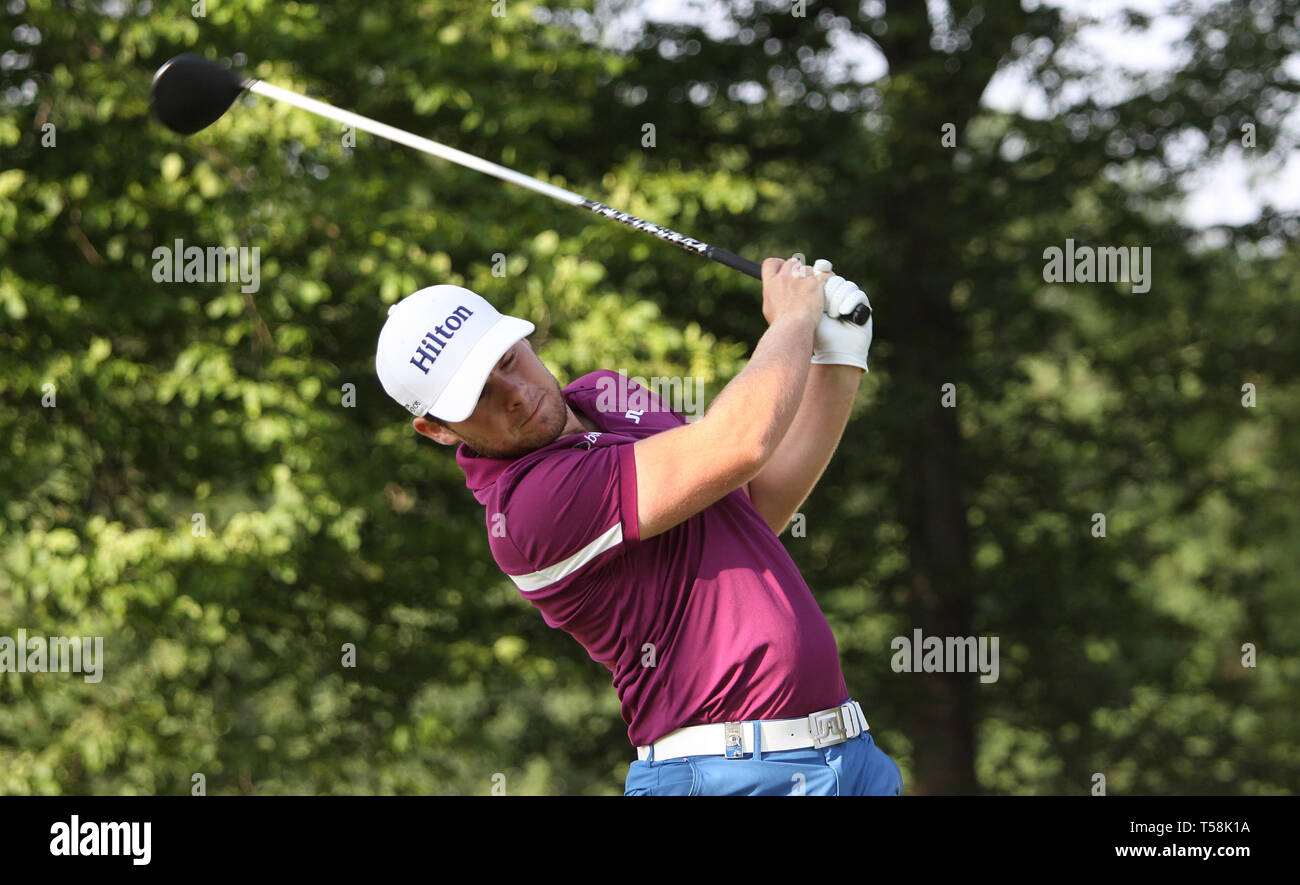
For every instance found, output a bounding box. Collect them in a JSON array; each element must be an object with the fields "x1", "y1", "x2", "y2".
[{"x1": 637, "y1": 700, "x2": 868, "y2": 762}]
